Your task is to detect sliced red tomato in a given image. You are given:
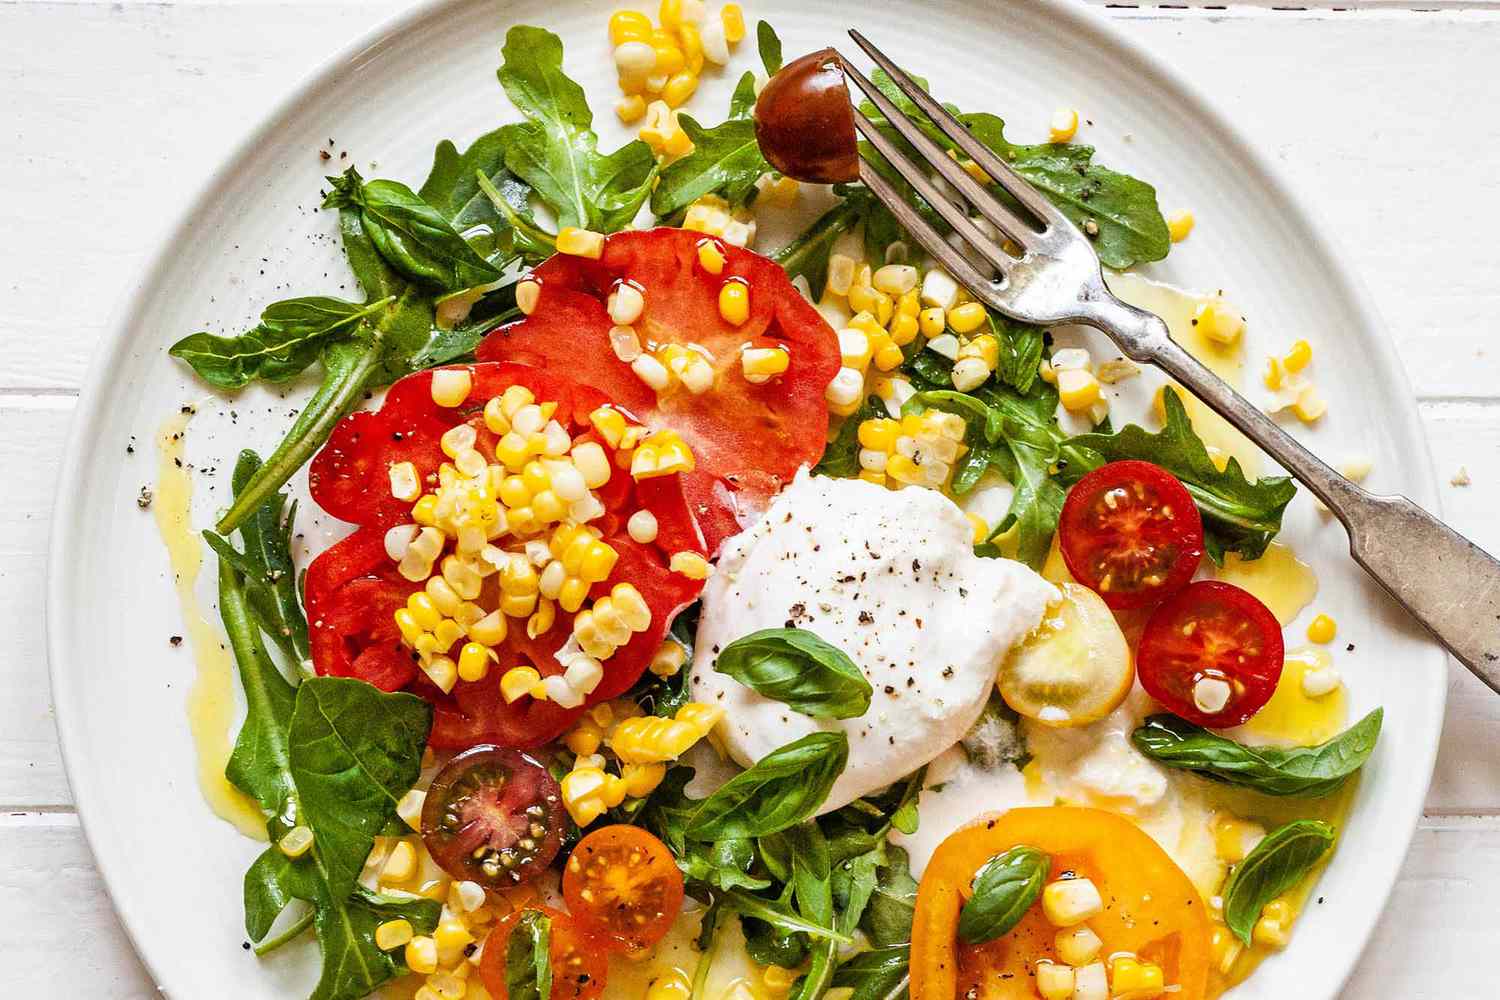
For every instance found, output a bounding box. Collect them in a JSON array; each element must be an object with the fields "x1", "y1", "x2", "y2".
[
  {"x1": 1137, "y1": 580, "x2": 1284, "y2": 728},
  {"x1": 475, "y1": 227, "x2": 841, "y2": 554},
  {"x1": 421, "y1": 746, "x2": 564, "y2": 889},
  {"x1": 1059, "y1": 460, "x2": 1204, "y2": 610},
  {"x1": 480, "y1": 906, "x2": 609, "y2": 1000},
  {"x1": 304, "y1": 362, "x2": 708, "y2": 748},
  {"x1": 562, "y1": 825, "x2": 685, "y2": 954}
]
